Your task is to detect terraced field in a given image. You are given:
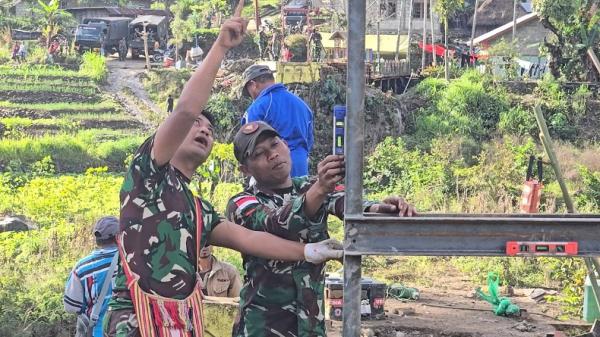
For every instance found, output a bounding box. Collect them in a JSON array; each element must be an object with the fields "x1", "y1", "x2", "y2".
[{"x1": 0, "y1": 64, "x2": 148, "y2": 172}]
